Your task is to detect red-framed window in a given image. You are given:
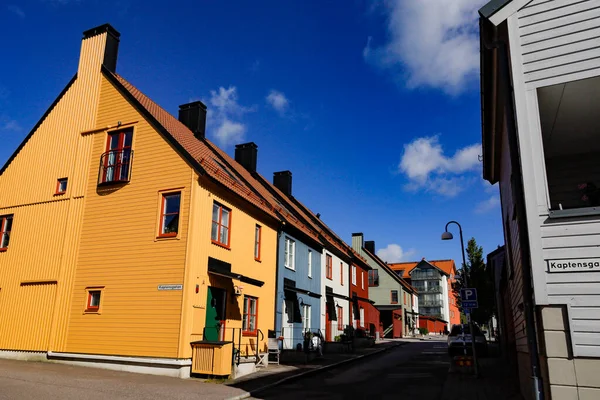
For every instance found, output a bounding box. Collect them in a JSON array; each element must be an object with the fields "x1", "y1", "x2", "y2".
[
  {"x1": 391, "y1": 290, "x2": 398, "y2": 304},
  {"x1": 86, "y1": 289, "x2": 102, "y2": 312},
  {"x1": 0, "y1": 215, "x2": 13, "y2": 251},
  {"x1": 159, "y1": 193, "x2": 181, "y2": 237},
  {"x1": 337, "y1": 306, "x2": 343, "y2": 330},
  {"x1": 211, "y1": 202, "x2": 231, "y2": 247},
  {"x1": 55, "y1": 178, "x2": 68, "y2": 195},
  {"x1": 100, "y1": 128, "x2": 133, "y2": 184},
  {"x1": 242, "y1": 295, "x2": 258, "y2": 335},
  {"x1": 340, "y1": 262, "x2": 344, "y2": 285},
  {"x1": 326, "y1": 254, "x2": 333, "y2": 280},
  {"x1": 368, "y1": 269, "x2": 379, "y2": 287},
  {"x1": 254, "y1": 225, "x2": 261, "y2": 261}
]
